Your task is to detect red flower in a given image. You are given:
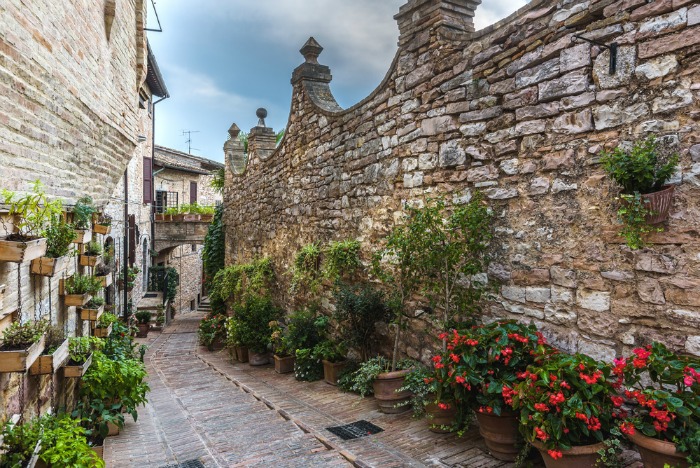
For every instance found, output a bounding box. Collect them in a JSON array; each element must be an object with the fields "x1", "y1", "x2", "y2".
[
  {"x1": 534, "y1": 403, "x2": 549, "y2": 412},
  {"x1": 450, "y1": 353, "x2": 460, "y2": 363},
  {"x1": 478, "y1": 406, "x2": 493, "y2": 414},
  {"x1": 455, "y1": 375, "x2": 466, "y2": 384},
  {"x1": 611, "y1": 396, "x2": 624, "y2": 407},
  {"x1": 620, "y1": 422, "x2": 635, "y2": 435},
  {"x1": 535, "y1": 427, "x2": 549, "y2": 441},
  {"x1": 547, "y1": 449, "x2": 563, "y2": 460},
  {"x1": 432, "y1": 355, "x2": 442, "y2": 363},
  {"x1": 438, "y1": 402, "x2": 450, "y2": 410}
]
